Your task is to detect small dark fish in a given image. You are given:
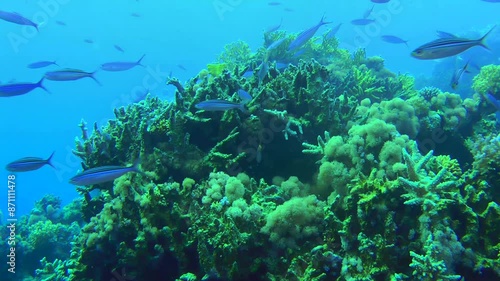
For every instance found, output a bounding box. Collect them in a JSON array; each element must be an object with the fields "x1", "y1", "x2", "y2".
[
  {"x1": 412, "y1": 26, "x2": 495, "y2": 60},
  {"x1": 28, "y1": 60, "x2": 58, "y2": 69},
  {"x1": 84, "y1": 39, "x2": 93, "y2": 44},
  {"x1": 326, "y1": 23, "x2": 342, "y2": 39},
  {"x1": 268, "y1": 1, "x2": 281, "y2": 5},
  {"x1": 55, "y1": 20, "x2": 66, "y2": 26},
  {"x1": 450, "y1": 61, "x2": 470, "y2": 90},
  {"x1": 237, "y1": 89, "x2": 252, "y2": 102},
  {"x1": 177, "y1": 64, "x2": 187, "y2": 71},
  {"x1": 0, "y1": 10, "x2": 38, "y2": 31},
  {"x1": 284, "y1": 7, "x2": 294, "y2": 12},
  {"x1": 0, "y1": 78, "x2": 47, "y2": 97},
  {"x1": 363, "y1": 5, "x2": 375, "y2": 19},
  {"x1": 351, "y1": 18, "x2": 376, "y2": 25},
  {"x1": 371, "y1": 0, "x2": 390, "y2": 3},
  {"x1": 6, "y1": 152, "x2": 55, "y2": 172},
  {"x1": 101, "y1": 54, "x2": 145, "y2": 71},
  {"x1": 114, "y1": 45, "x2": 124, "y2": 52},
  {"x1": 45, "y1": 69, "x2": 100, "y2": 85},
  {"x1": 130, "y1": 12, "x2": 141, "y2": 17},
  {"x1": 69, "y1": 160, "x2": 141, "y2": 186},
  {"x1": 436, "y1": 30, "x2": 457, "y2": 39},
  {"x1": 288, "y1": 15, "x2": 331, "y2": 51},
  {"x1": 195, "y1": 100, "x2": 246, "y2": 112},
  {"x1": 381, "y1": 35, "x2": 409, "y2": 47},
  {"x1": 265, "y1": 18, "x2": 282, "y2": 33}
]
